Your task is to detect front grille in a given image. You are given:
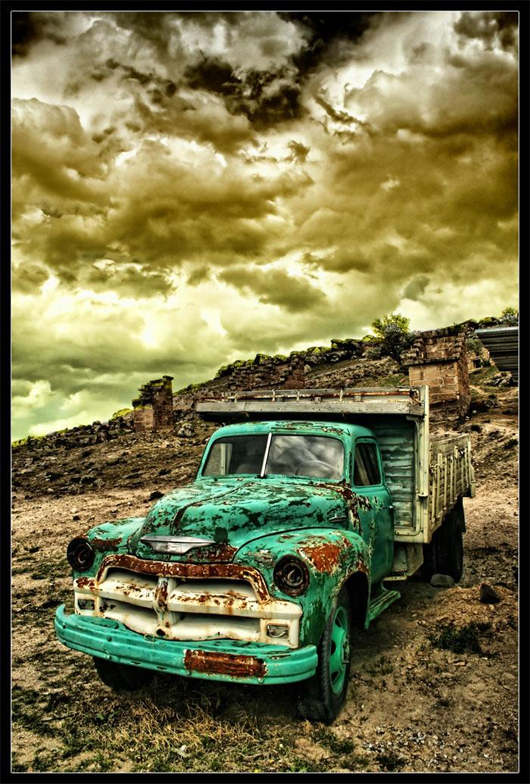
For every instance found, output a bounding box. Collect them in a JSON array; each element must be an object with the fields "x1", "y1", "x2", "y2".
[{"x1": 74, "y1": 560, "x2": 301, "y2": 647}]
